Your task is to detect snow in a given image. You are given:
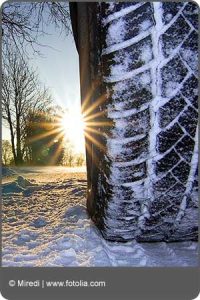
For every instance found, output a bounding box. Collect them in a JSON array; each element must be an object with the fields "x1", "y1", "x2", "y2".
[
  {"x1": 2, "y1": 168, "x2": 198, "y2": 267},
  {"x1": 2, "y1": 166, "x2": 17, "y2": 177},
  {"x1": 100, "y1": 1, "x2": 198, "y2": 242},
  {"x1": 140, "y1": 19, "x2": 152, "y2": 31},
  {"x1": 108, "y1": 102, "x2": 149, "y2": 119},
  {"x1": 114, "y1": 156, "x2": 146, "y2": 168},
  {"x1": 2, "y1": 2, "x2": 198, "y2": 264},
  {"x1": 108, "y1": 133, "x2": 146, "y2": 145},
  {"x1": 103, "y1": 3, "x2": 156, "y2": 234},
  {"x1": 104, "y1": 3, "x2": 145, "y2": 25},
  {"x1": 165, "y1": 13, "x2": 173, "y2": 22},
  {"x1": 30, "y1": 217, "x2": 48, "y2": 228},
  {"x1": 176, "y1": 126, "x2": 198, "y2": 222},
  {"x1": 103, "y1": 28, "x2": 152, "y2": 55},
  {"x1": 180, "y1": 49, "x2": 198, "y2": 75},
  {"x1": 106, "y1": 18, "x2": 126, "y2": 48},
  {"x1": 140, "y1": 71, "x2": 151, "y2": 85},
  {"x1": 105, "y1": 61, "x2": 153, "y2": 83},
  {"x1": 146, "y1": 2, "x2": 164, "y2": 192},
  {"x1": 161, "y1": 3, "x2": 187, "y2": 35},
  {"x1": 140, "y1": 44, "x2": 153, "y2": 63}
]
